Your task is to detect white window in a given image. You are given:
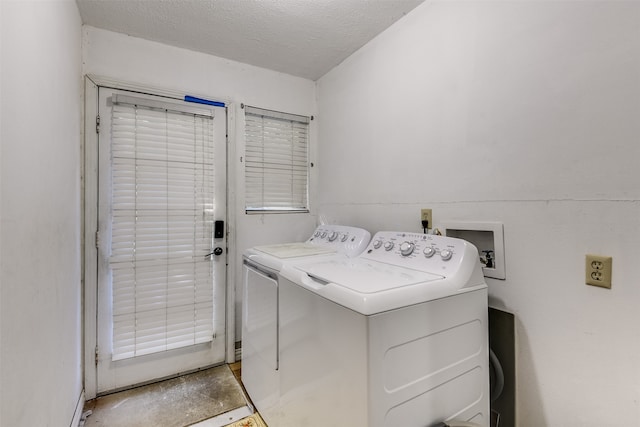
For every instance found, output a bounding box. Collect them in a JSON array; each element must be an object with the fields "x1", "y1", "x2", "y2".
[{"x1": 244, "y1": 105, "x2": 310, "y2": 213}]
